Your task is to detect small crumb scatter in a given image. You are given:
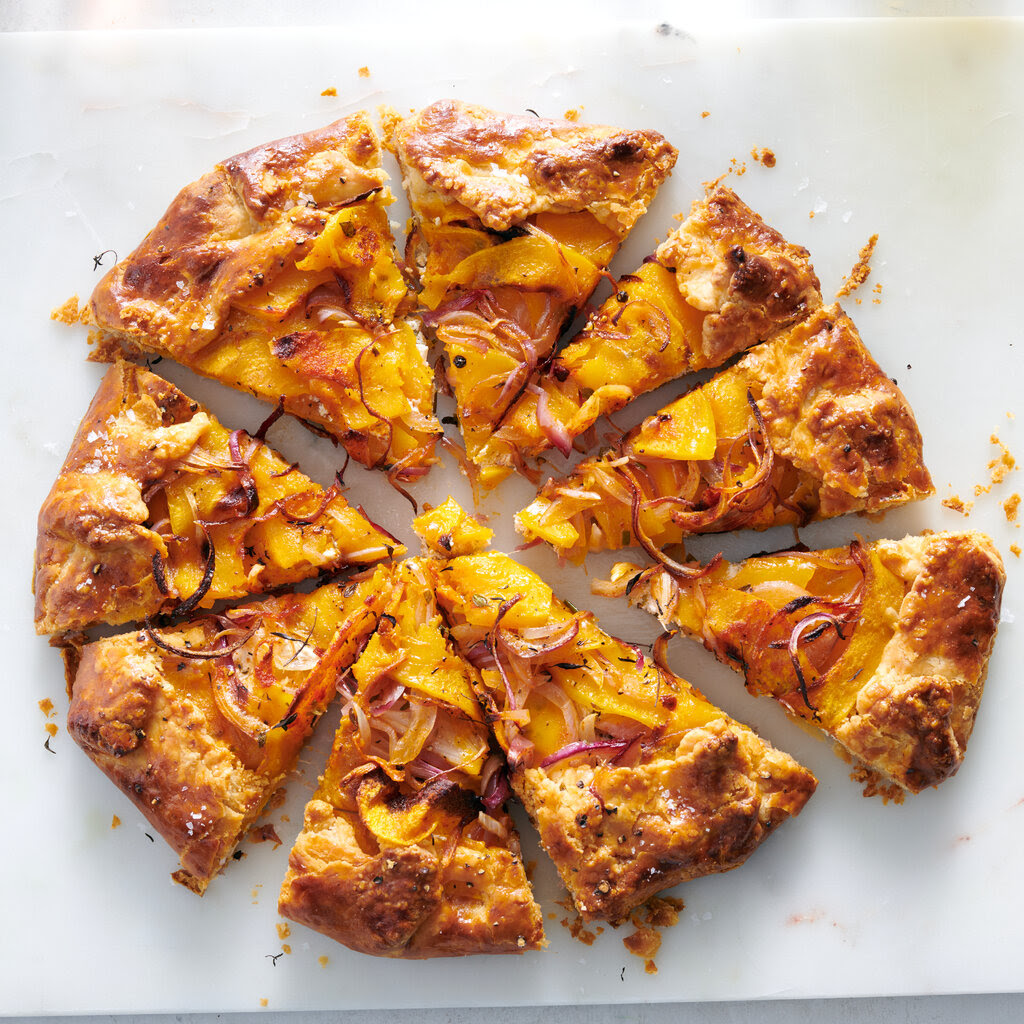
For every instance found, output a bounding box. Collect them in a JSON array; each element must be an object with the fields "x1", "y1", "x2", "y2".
[
  {"x1": 249, "y1": 823, "x2": 282, "y2": 847},
  {"x1": 276, "y1": 922, "x2": 291, "y2": 940},
  {"x1": 358, "y1": 66, "x2": 370, "y2": 78},
  {"x1": 989, "y1": 436, "x2": 1017, "y2": 485},
  {"x1": 559, "y1": 913, "x2": 598, "y2": 946},
  {"x1": 1010, "y1": 544, "x2": 1021, "y2": 558},
  {"x1": 563, "y1": 108, "x2": 580, "y2": 122},
  {"x1": 975, "y1": 484, "x2": 992, "y2": 497},
  {"x1": 1004, "y1": 494, "x2": 1021, "y2": 523},
  {"x1": 318, "y1": 955, "x2": 329, "y2": 968},
  {"x1": 39, "y1": 698, "x2": 56, "y2": 718},
  {"x1": 942, "y1": 495, "x2": 973, "y2": 516},
  {"x1": 728, "y1": 156, "x2": 747, "y2": 177},
  {"x1": 851, "y1": 764, "x2": 905, "y2": 803},
  {"x1": 750, "y1": 146, "x2": 776, "y2": 168},
  {"x1": 872, "y1": 281, "x2": 883, "y2": 305},
  {"x1": 321, "y1": 87, "x2": 337, "y2": 97},
  {"x1": 111, "y1": 814, "x2": 121, "y2": 829},
  {"x1": 836, "y1": 234, "x2": 878, "y2": 298},
  {"x1": 623, "y1": 919, "x2": 661, "y2": 964},
  {"x1": 45, "y1": 722, "x2": 58, "y2": 738},
  {"x1": 701, "y1": 110, "x2": 710, "y2": 118}
]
